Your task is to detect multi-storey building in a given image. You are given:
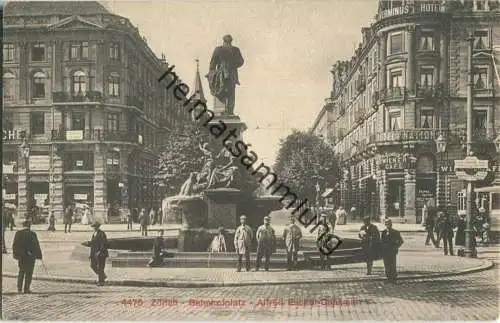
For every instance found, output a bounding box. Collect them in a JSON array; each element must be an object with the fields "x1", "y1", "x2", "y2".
[
  {"x1": 312, "y1": 0, "x2": 500, "y2": 223},
  {"x1": 2, "y1": 1, "x2": 189, "y2": 221}
]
